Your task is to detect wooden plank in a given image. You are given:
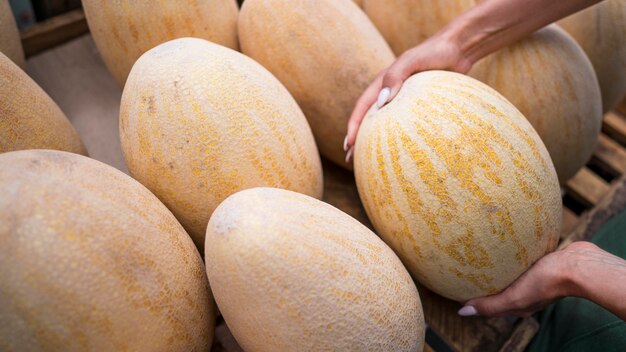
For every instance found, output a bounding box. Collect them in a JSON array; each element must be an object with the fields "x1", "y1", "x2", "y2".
[
  {"x1": 561, "y1": 208, "x2": 580, "y2": 240},
  {"x1": 602, "y1": 112, "x2": 626, "y2": 146},
  {"x1": 565, "y1": 167, "x2": 611, "y2": 207},
  {"x1": 616, "y1": 97, "x2": 626, "y2": 117},
  {"x1": 498, "y1": 318, "x2": 539, "y2": 352},
  {"x1": 560, "y1": 174, "x2": 626, "y2": 248},
  {"x1": 418, "y1": 284, "x2": 516, "y2": 352},
  {"x1": 20, "y1": 9, "x2": 88, "y2": 57},
  {"x1": 594, "y1": 134, "x2": 626, "y2": 175}
]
